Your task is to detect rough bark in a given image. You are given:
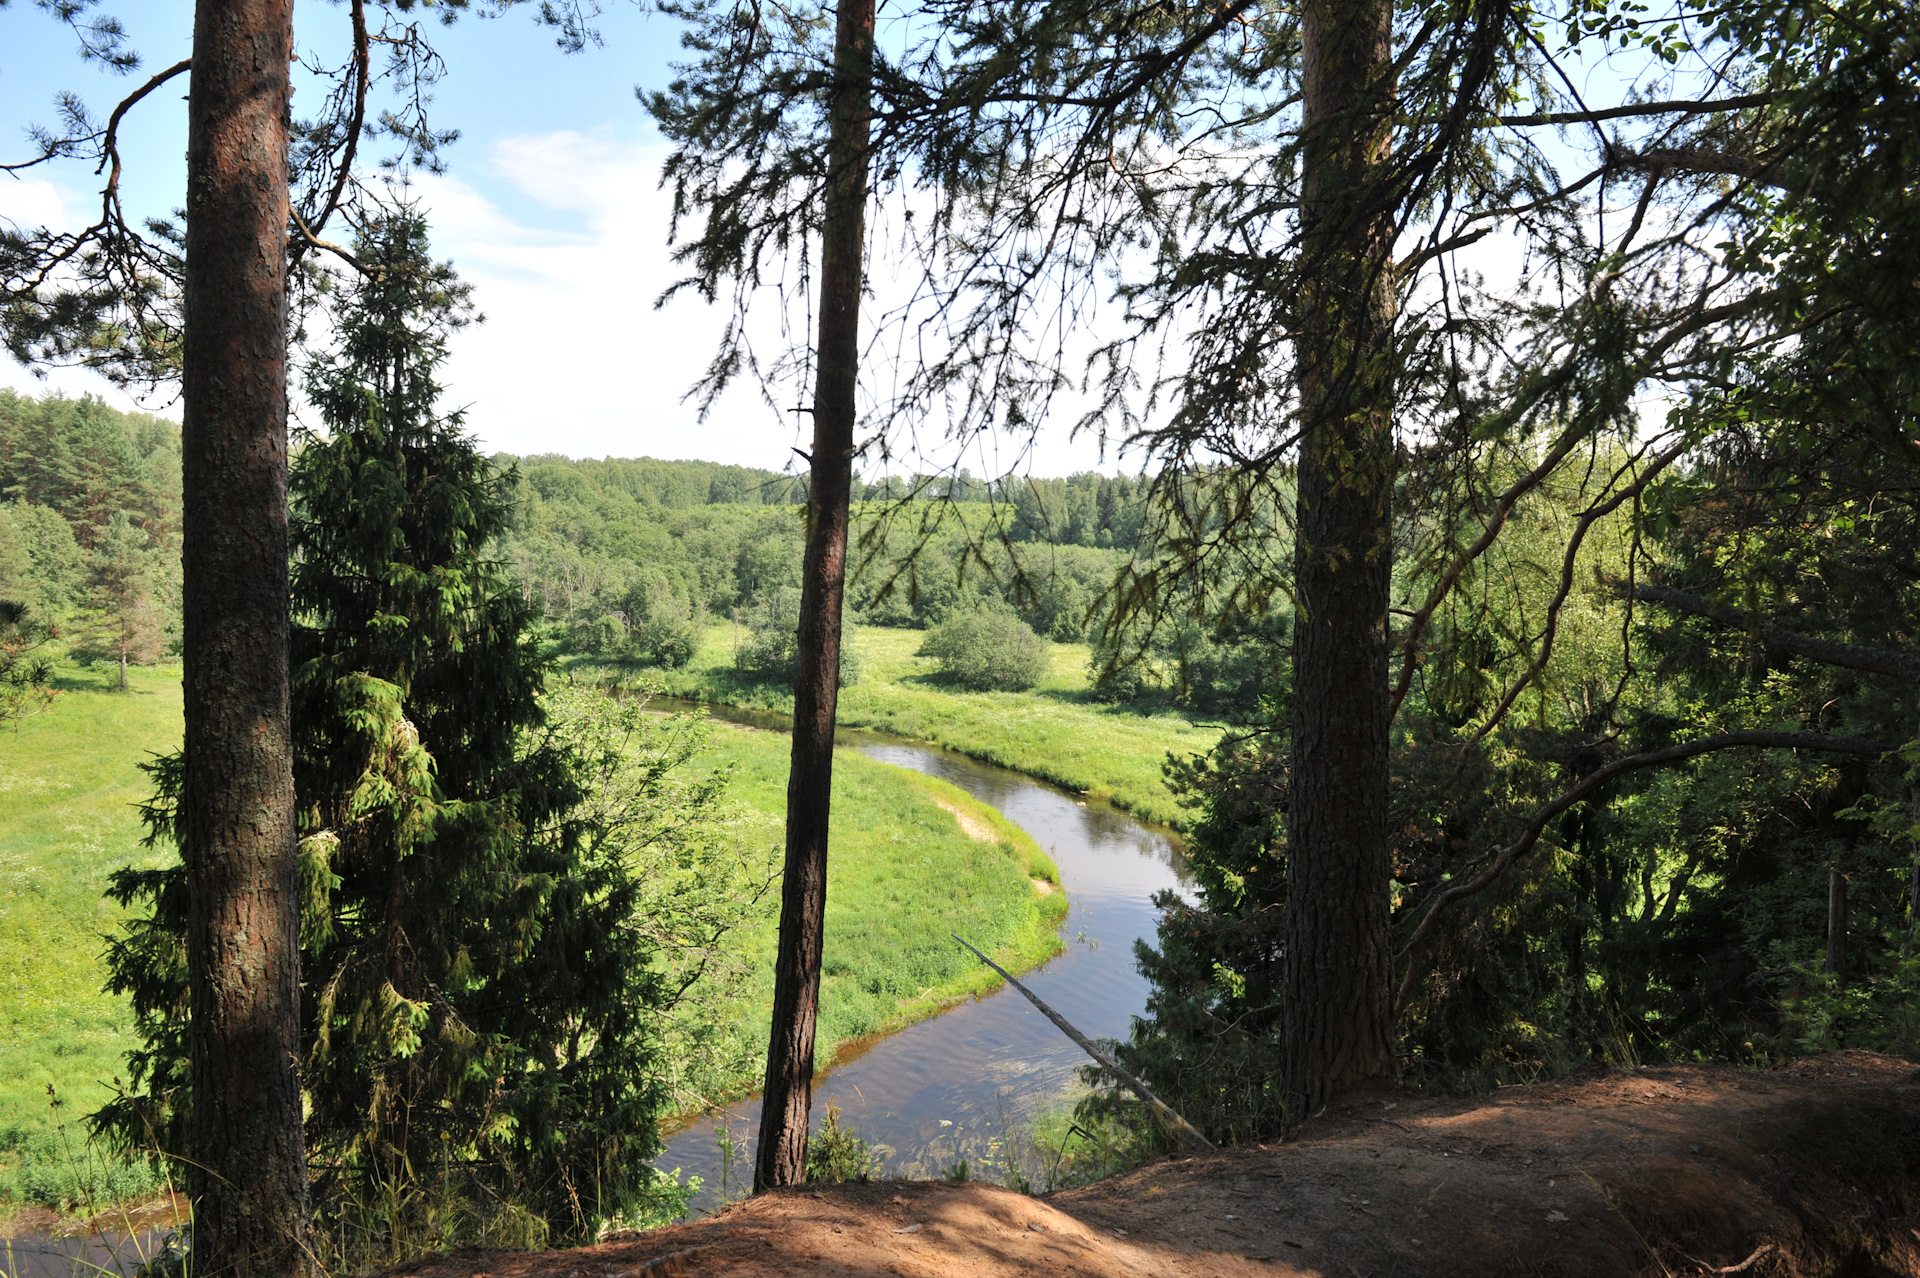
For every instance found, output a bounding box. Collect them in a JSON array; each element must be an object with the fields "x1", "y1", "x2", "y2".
[
  {"x1": 753, "y1": 0, "x2": 873, "y2": 1192},
  {"x1": 180, "y1": 3, "x2": 308, "y2": 1273},
  {"x1": 1281, "y1": 0, "x2": 1401, "y2": 1113}
]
